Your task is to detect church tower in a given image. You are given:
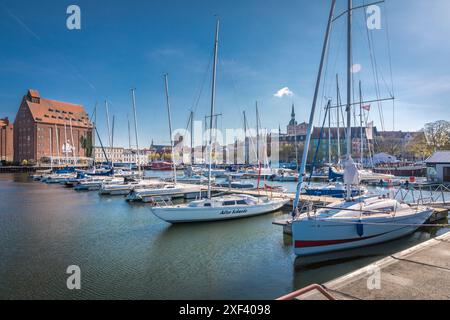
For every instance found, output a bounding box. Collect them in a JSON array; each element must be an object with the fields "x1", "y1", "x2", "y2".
[{"x1": 289, "y1": 104, "x2": 297, "y2": 126}]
